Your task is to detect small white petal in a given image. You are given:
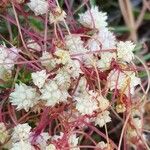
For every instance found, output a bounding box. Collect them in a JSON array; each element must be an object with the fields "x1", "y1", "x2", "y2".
[
  {"x1": 12, "y1": 123, "x2": 31, "y2": 143},
  {"x1": 10, "y1": 83, "x2": 39, "y2": 111},
  {"x1": 95, "y1": 110, "x2": 111, "y2": 127},
  {"x1": 11, "y1": 141, "x2": 34, "y2": 150},
  {"x1": 107, "y1": 70, "x2": 141, "y2": 96},
  {"x1": 75, "y1": 91, "x2": 98, "y2": 115},
  {"x1": 117, "y1": 41, "x2": 135, "y2": 63},
  {"x1": 27, "y1": 0, "x2": 48, "y2": 16},
  {"x1": 79, "y1": 6, "x2": 108, "y2": 29},
  {"x1": 31, "y1": 70, "x2": 48, "y2": 88}
]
